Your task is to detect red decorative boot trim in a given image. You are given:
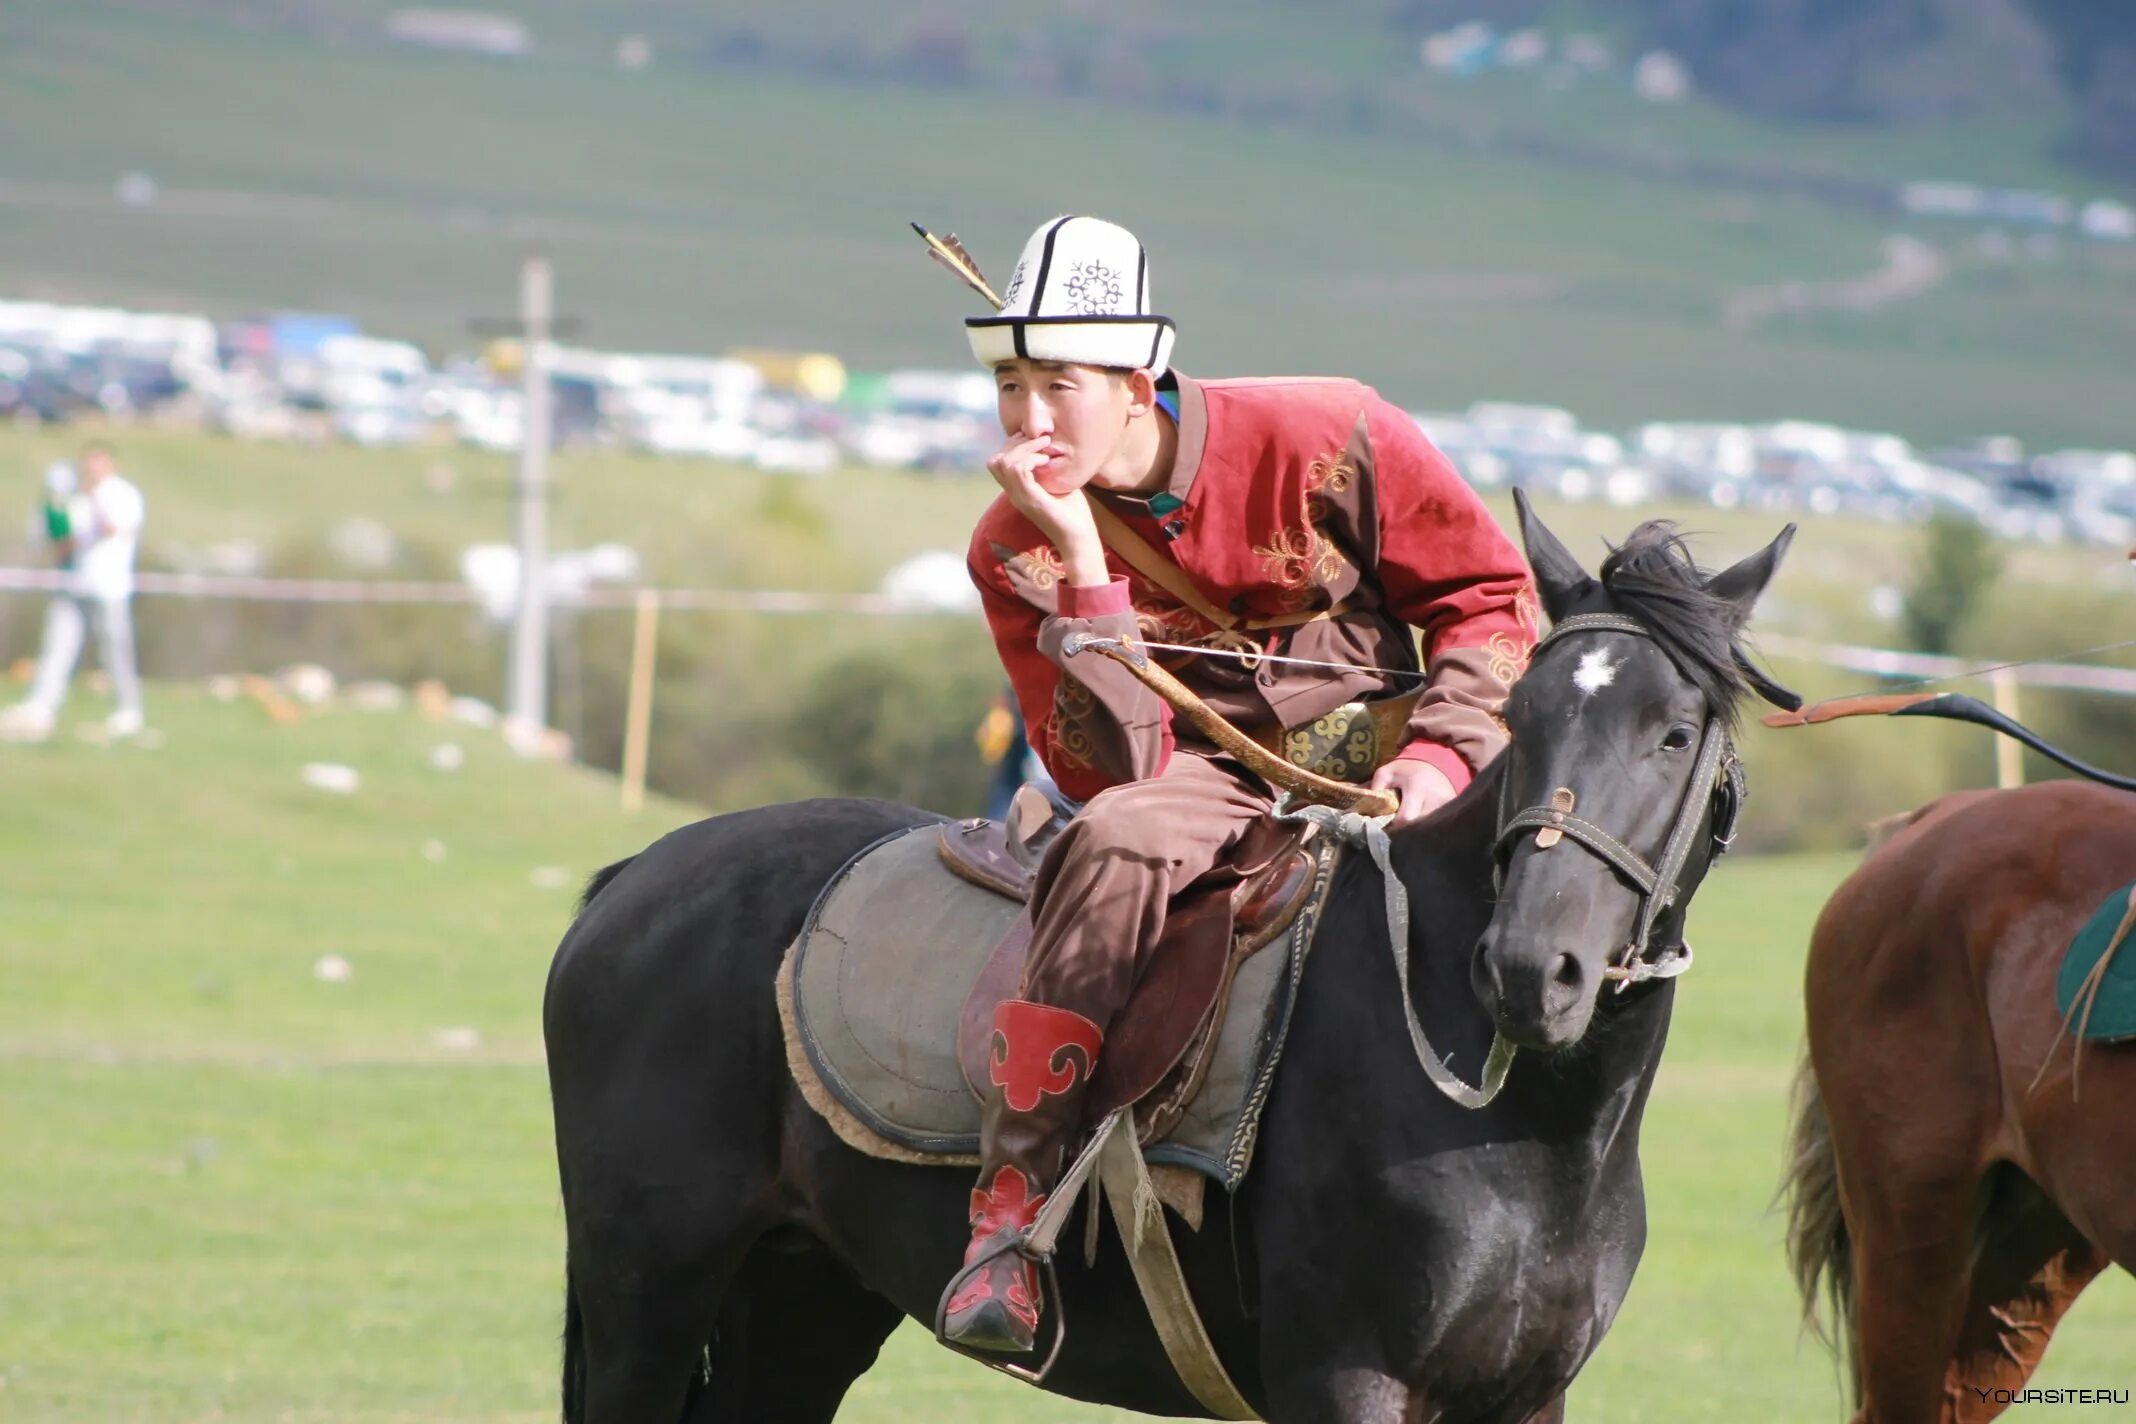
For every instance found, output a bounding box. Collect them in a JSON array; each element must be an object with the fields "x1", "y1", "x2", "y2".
[
  {"x1": 966, "y1": 1164, "x2": 1045, "y2": 1238},
  {"x1": 945, "y1": 1165, "x2": 1046, "y2": 1338},
  {"x1": 943, "y1": 1251, "x2": 1040, "y2": 1335},
  {"x1": 987, "y1": 1000, "x2": 1103, "y2": 1113}
]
